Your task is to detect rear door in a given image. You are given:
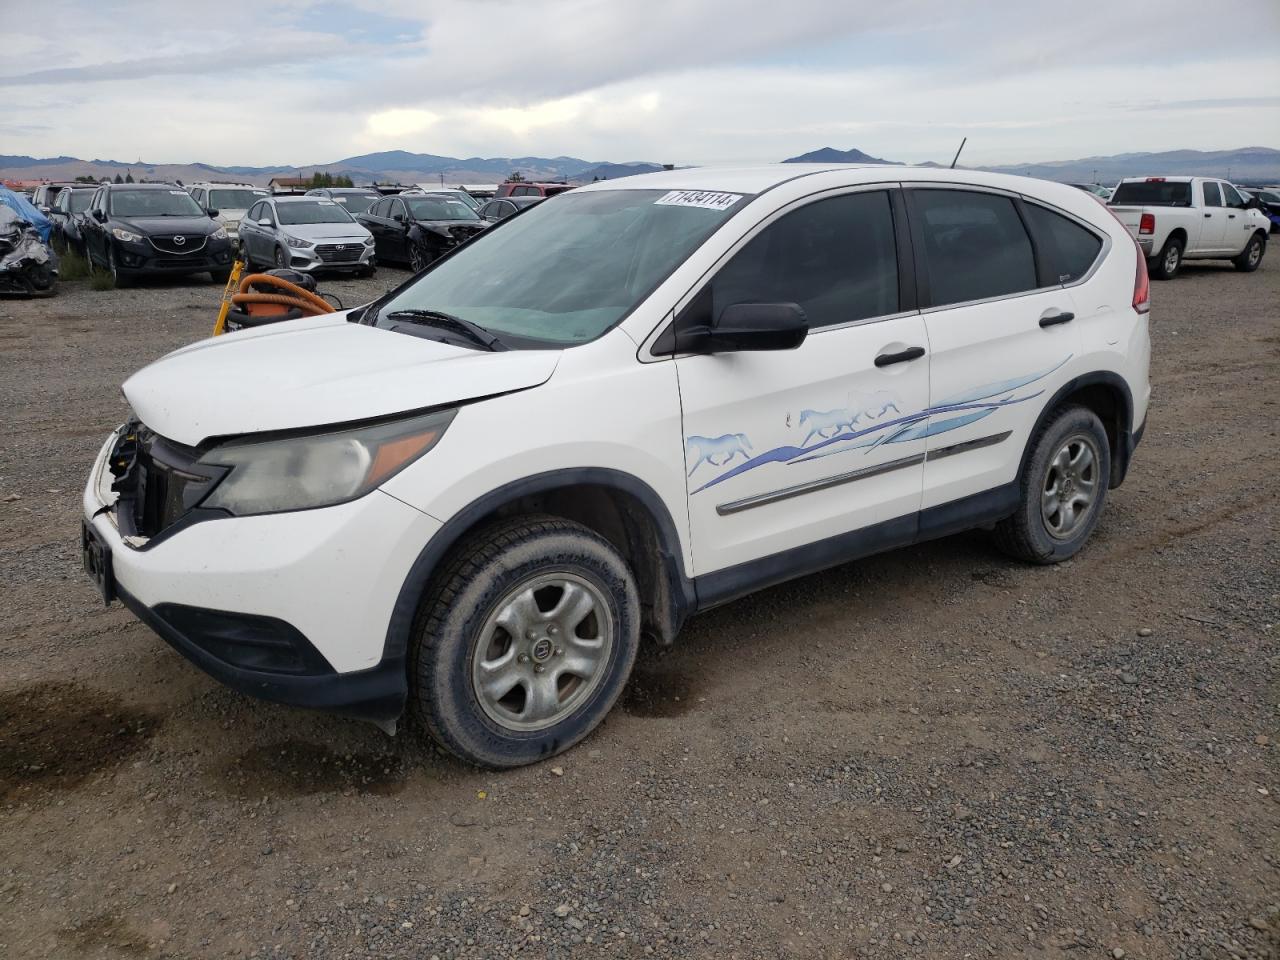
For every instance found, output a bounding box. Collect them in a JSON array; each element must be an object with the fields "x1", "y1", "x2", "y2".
[
  {"x1": 906, "y1": 186, "x2": 1084, "y2": 518},
  {"x1": 675, "y1": 187, "x2": 931, "y2": 577},
  {"x1": 1198, "y1": 180, "x2": 1227, "y2": 253}
]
